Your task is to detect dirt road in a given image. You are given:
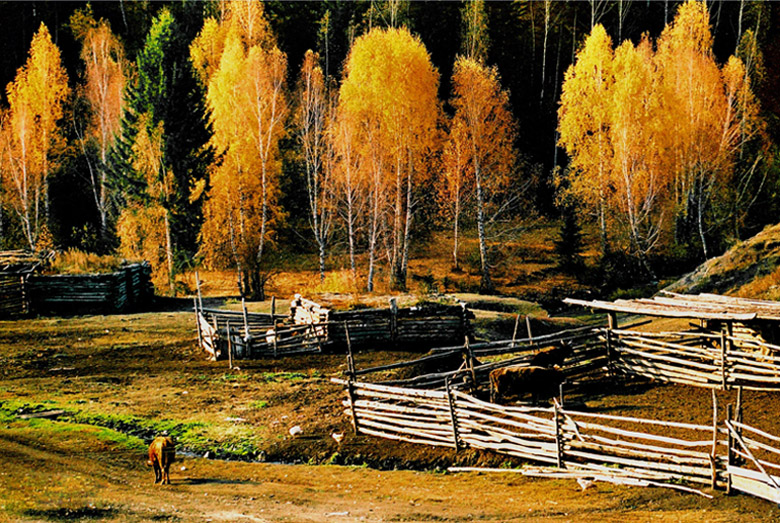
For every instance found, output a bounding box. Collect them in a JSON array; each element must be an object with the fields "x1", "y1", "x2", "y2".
[{"x1": 1, "y1": 424, "x2": 776, "y2": 523}]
